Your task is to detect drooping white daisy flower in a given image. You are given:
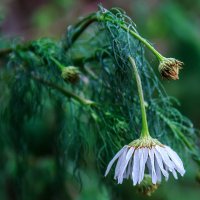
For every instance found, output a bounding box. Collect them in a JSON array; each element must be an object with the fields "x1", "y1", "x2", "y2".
[
  {"x1": 104, "y1": 57, "x2": 186, "y2": 186},
  {"x1": 105, "y1": 136, "x2": 185, "y2": 185}
]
